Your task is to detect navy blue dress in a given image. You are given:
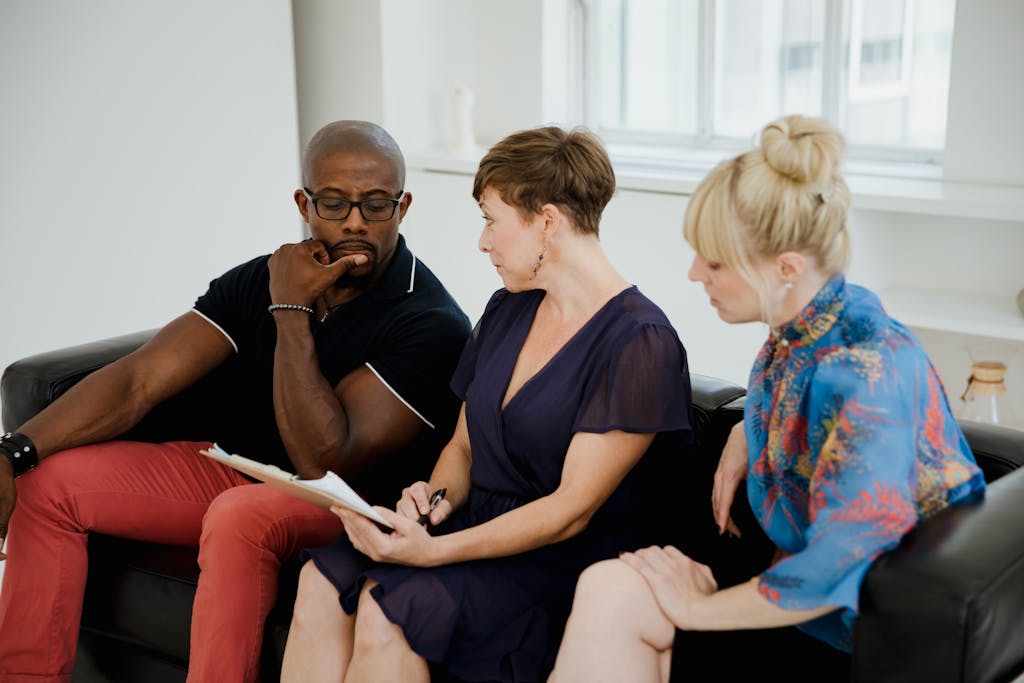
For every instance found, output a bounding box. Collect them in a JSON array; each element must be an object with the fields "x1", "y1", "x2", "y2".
[{"x1": 306, "y1": 286, "x2": 692, "y2": 682}]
